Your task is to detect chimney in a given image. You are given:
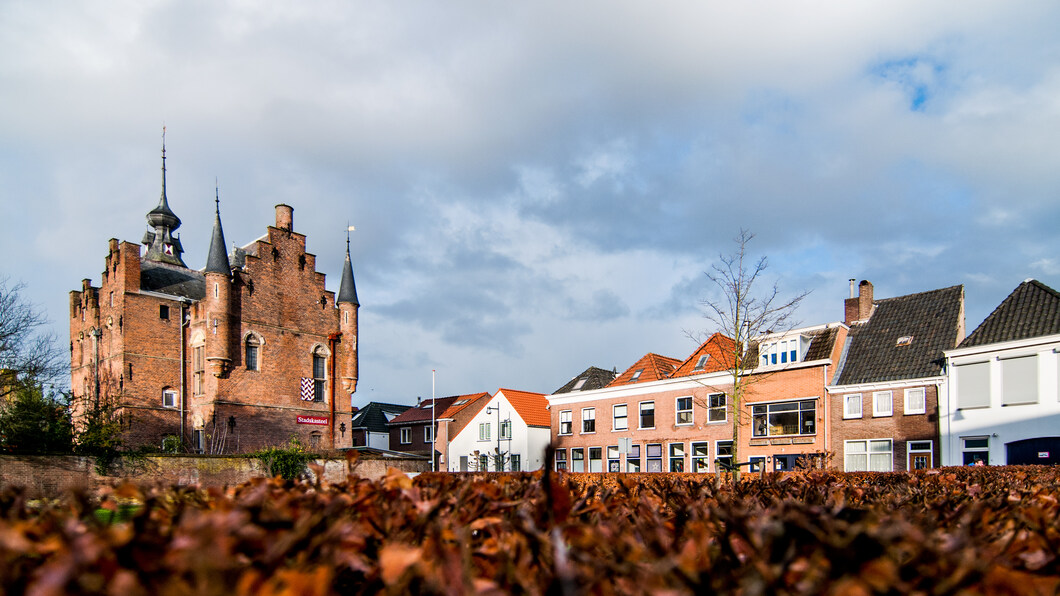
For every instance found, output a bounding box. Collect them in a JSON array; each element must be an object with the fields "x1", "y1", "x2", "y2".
[
  {"x1": 275, "y1": 204, "x2": 293, "y2": 231},
  {"x1": 845, "y1": 280, "x2": 874, "y2": 325}
]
